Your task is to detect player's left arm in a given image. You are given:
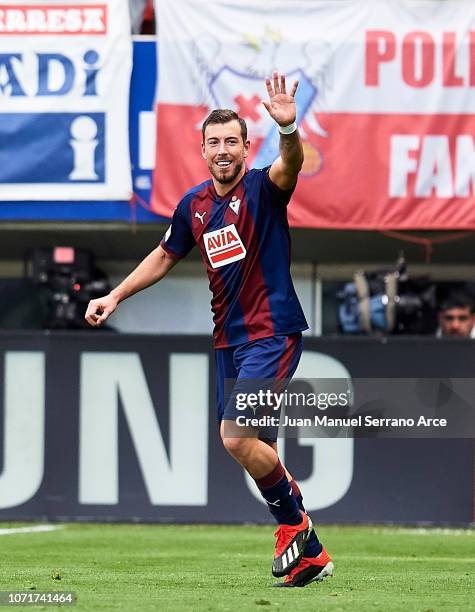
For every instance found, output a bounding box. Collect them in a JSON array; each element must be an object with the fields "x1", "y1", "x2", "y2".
[{"x1": 263, "y1": 71, "x2": 304, "y2": 191}]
